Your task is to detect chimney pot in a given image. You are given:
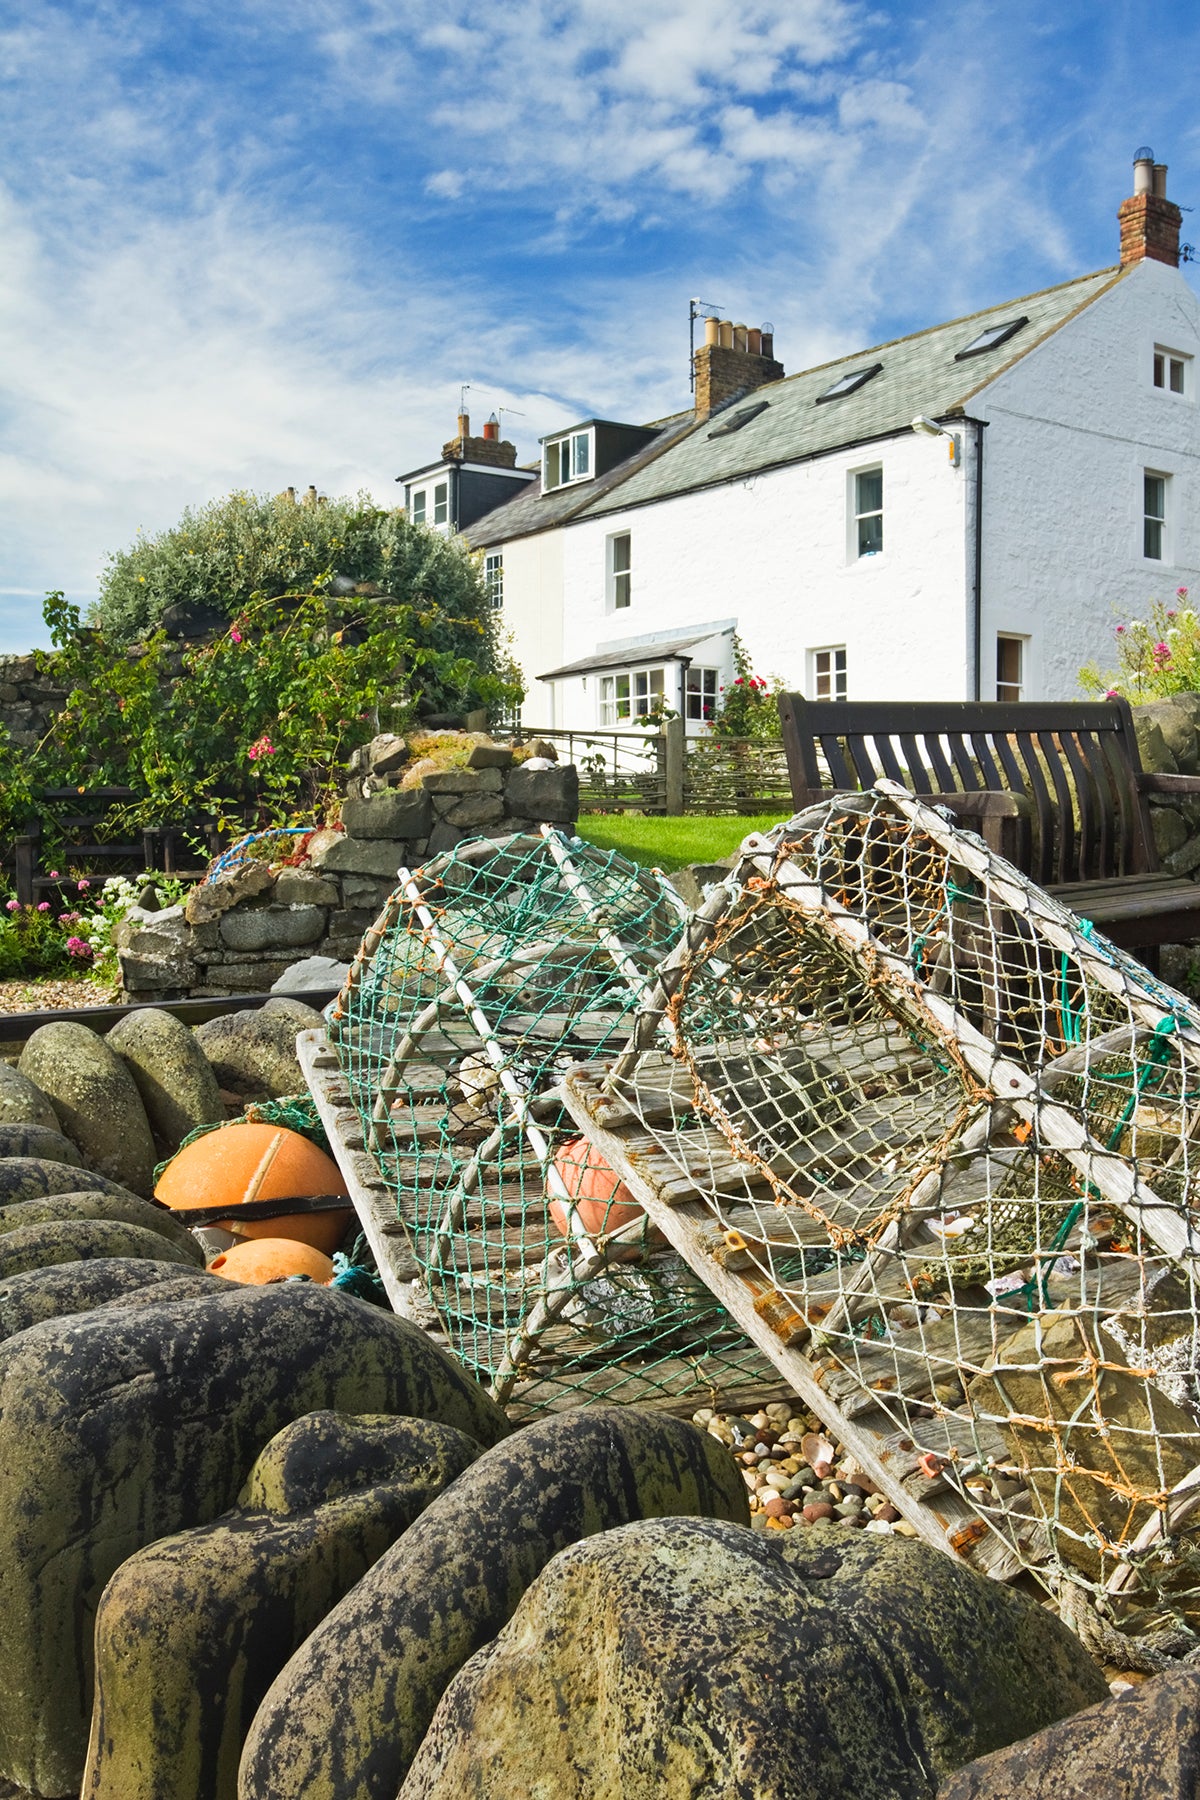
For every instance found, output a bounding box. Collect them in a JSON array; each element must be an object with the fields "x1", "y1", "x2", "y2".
[
  {"x1": 733, "y1": 323, "x2": 748, "y2": 352},
  {"x1": 1134, "y1": 148, "x2": 1155, "y2": 195},
  {"x1": 457, "y1": 411, "x2": 470, "y2": 439},
  {"x1": 704, "y1": 315, "x2": 720, "y2": 347},
  {"x1": 761, "y1": 330, "x2": 774, "y2": 359},
  {"x1": 747, "y1": 326, "x2": 762, "y2": 355},
  {"x1": 483, "y1": 414, "x2": 499, "y2": 441},
  {"x1": 718, "y1": 319, "x2": 734, "y2": 349},
  {"x1": 1119, "y1": 150, "x2": 1182, "y2": 267},
  {"x1": 1153, "y1": 162, "x2": 1168, "y2": 198}
]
